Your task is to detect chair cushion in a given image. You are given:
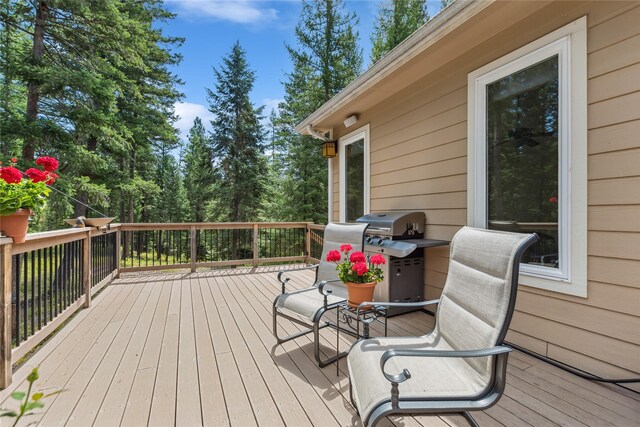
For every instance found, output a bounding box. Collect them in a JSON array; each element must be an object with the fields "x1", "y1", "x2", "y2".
[
  {"x1": 348, "y1": 333, "x2": 487, "y2": 423},
  {"x1": 276, "y1": 286, "x2": 348, "y2": 321},
  {"x1": 435, "y1": 227, "x2": 531, "y2": 379}
]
